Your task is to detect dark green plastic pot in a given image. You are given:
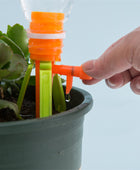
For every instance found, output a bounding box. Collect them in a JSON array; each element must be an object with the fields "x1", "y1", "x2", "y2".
[{"x1": 0, "y1": 86, "x2": 93, "y2": 170}]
